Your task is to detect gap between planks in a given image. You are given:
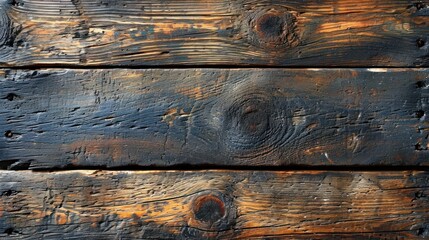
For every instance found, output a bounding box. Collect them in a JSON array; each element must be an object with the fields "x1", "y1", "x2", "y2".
[
  {"x1": 2, "y1": 65, "x2": 429, "y2": 70},
  {"x1": 9, "y1": 165, "x2": 429, "y2": 172}
]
